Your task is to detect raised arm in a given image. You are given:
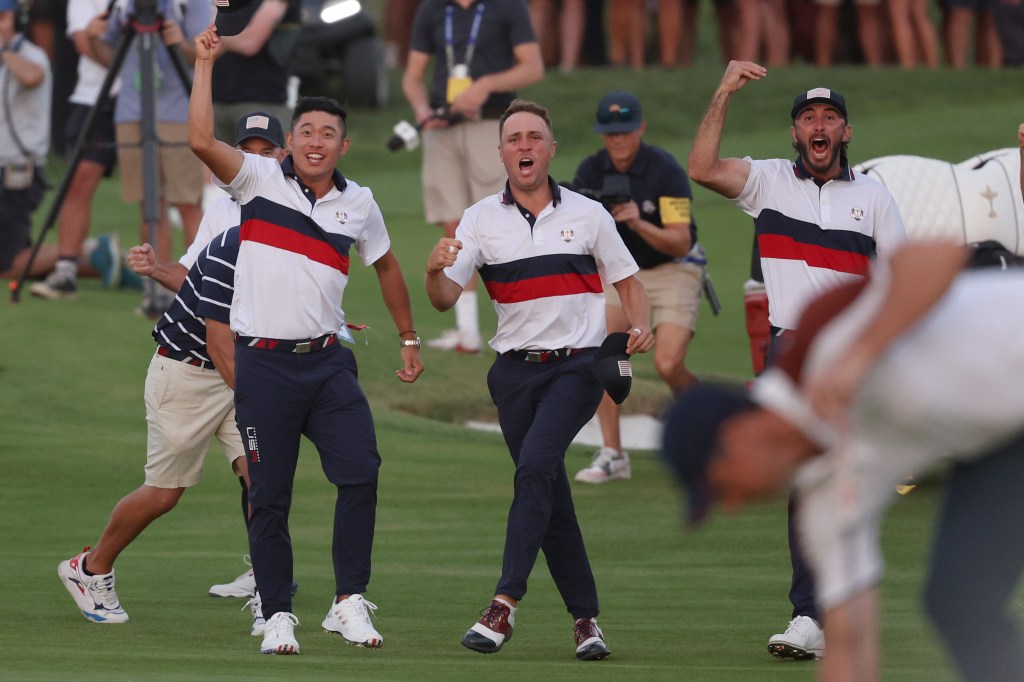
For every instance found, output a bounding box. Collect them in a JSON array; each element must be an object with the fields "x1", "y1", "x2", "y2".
[
  {"x1": 687, "y1": 61, "x2": 765, "y2": 199},
  {"x1": 188, "y1": 24, "x2": 243, "y2": 185}
]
